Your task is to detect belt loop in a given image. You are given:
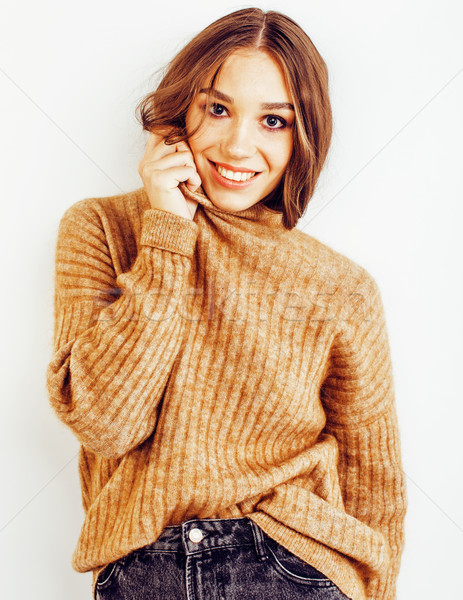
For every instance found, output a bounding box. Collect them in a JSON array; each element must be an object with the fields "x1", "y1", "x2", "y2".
[{"x1": 249, "y1": 520, "x2": 269, "y2": 562}]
